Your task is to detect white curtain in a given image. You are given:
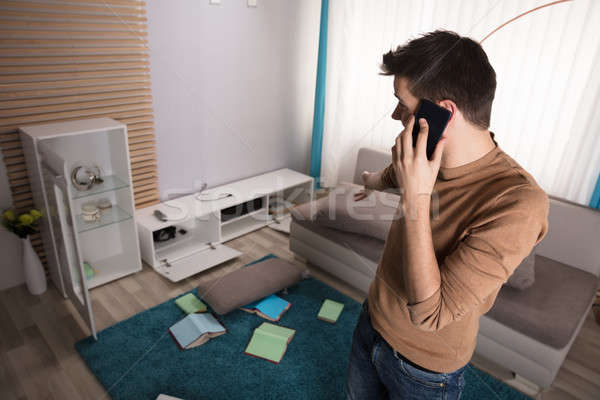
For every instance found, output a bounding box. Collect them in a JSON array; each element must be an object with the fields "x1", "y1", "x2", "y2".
[{"x1": 321, "y1": 0, "x2": 600, "y2": 206}]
